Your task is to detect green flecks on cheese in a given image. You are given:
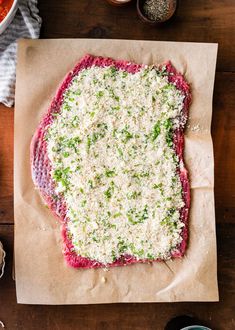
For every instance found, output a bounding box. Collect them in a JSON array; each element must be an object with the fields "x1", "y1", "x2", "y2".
[{"x1": 46, "y1": 64, "x2": 186, "y2": 264}]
